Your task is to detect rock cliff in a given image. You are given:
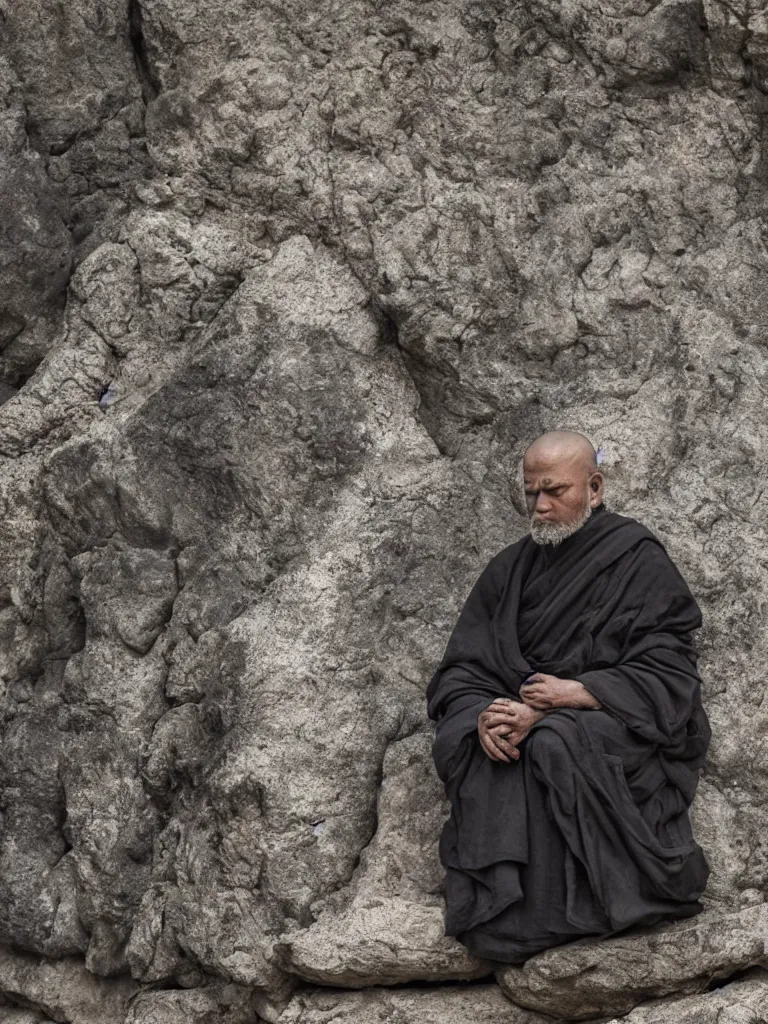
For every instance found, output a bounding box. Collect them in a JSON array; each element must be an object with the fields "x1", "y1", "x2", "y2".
[{"x1": 1, "y1": 0, "x2": 768, "y2": 1019}]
